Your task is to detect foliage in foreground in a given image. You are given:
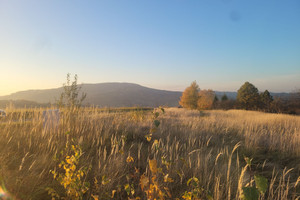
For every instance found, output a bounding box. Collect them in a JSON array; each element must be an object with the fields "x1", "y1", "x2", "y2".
[
  {"x1": 47, "y1": 108, "x2": 272, "y2": 200},
  {"x1": 0, "y1": 108, "x2": 299, "y2": 199},
  {"x1": 47, "y1": 133, "x2": 90, "y2": 200}
]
